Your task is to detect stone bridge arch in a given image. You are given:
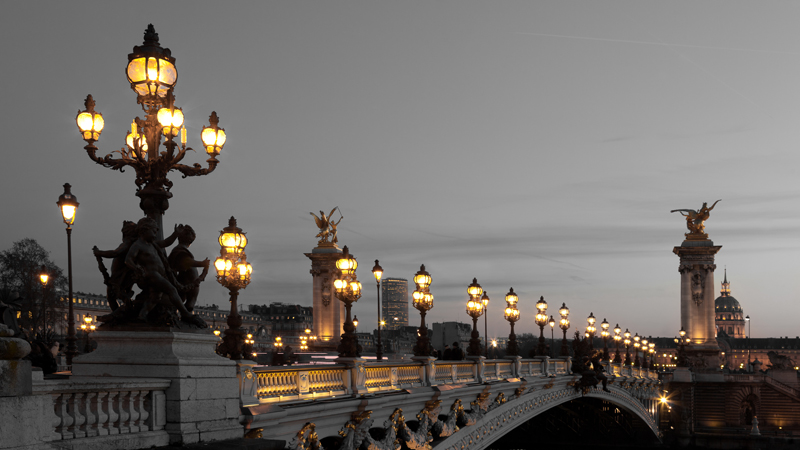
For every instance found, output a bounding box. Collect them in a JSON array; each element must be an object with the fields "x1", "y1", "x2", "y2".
[{"x1": 435, "y1": 386, "x2": 661, "y2": 450}]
